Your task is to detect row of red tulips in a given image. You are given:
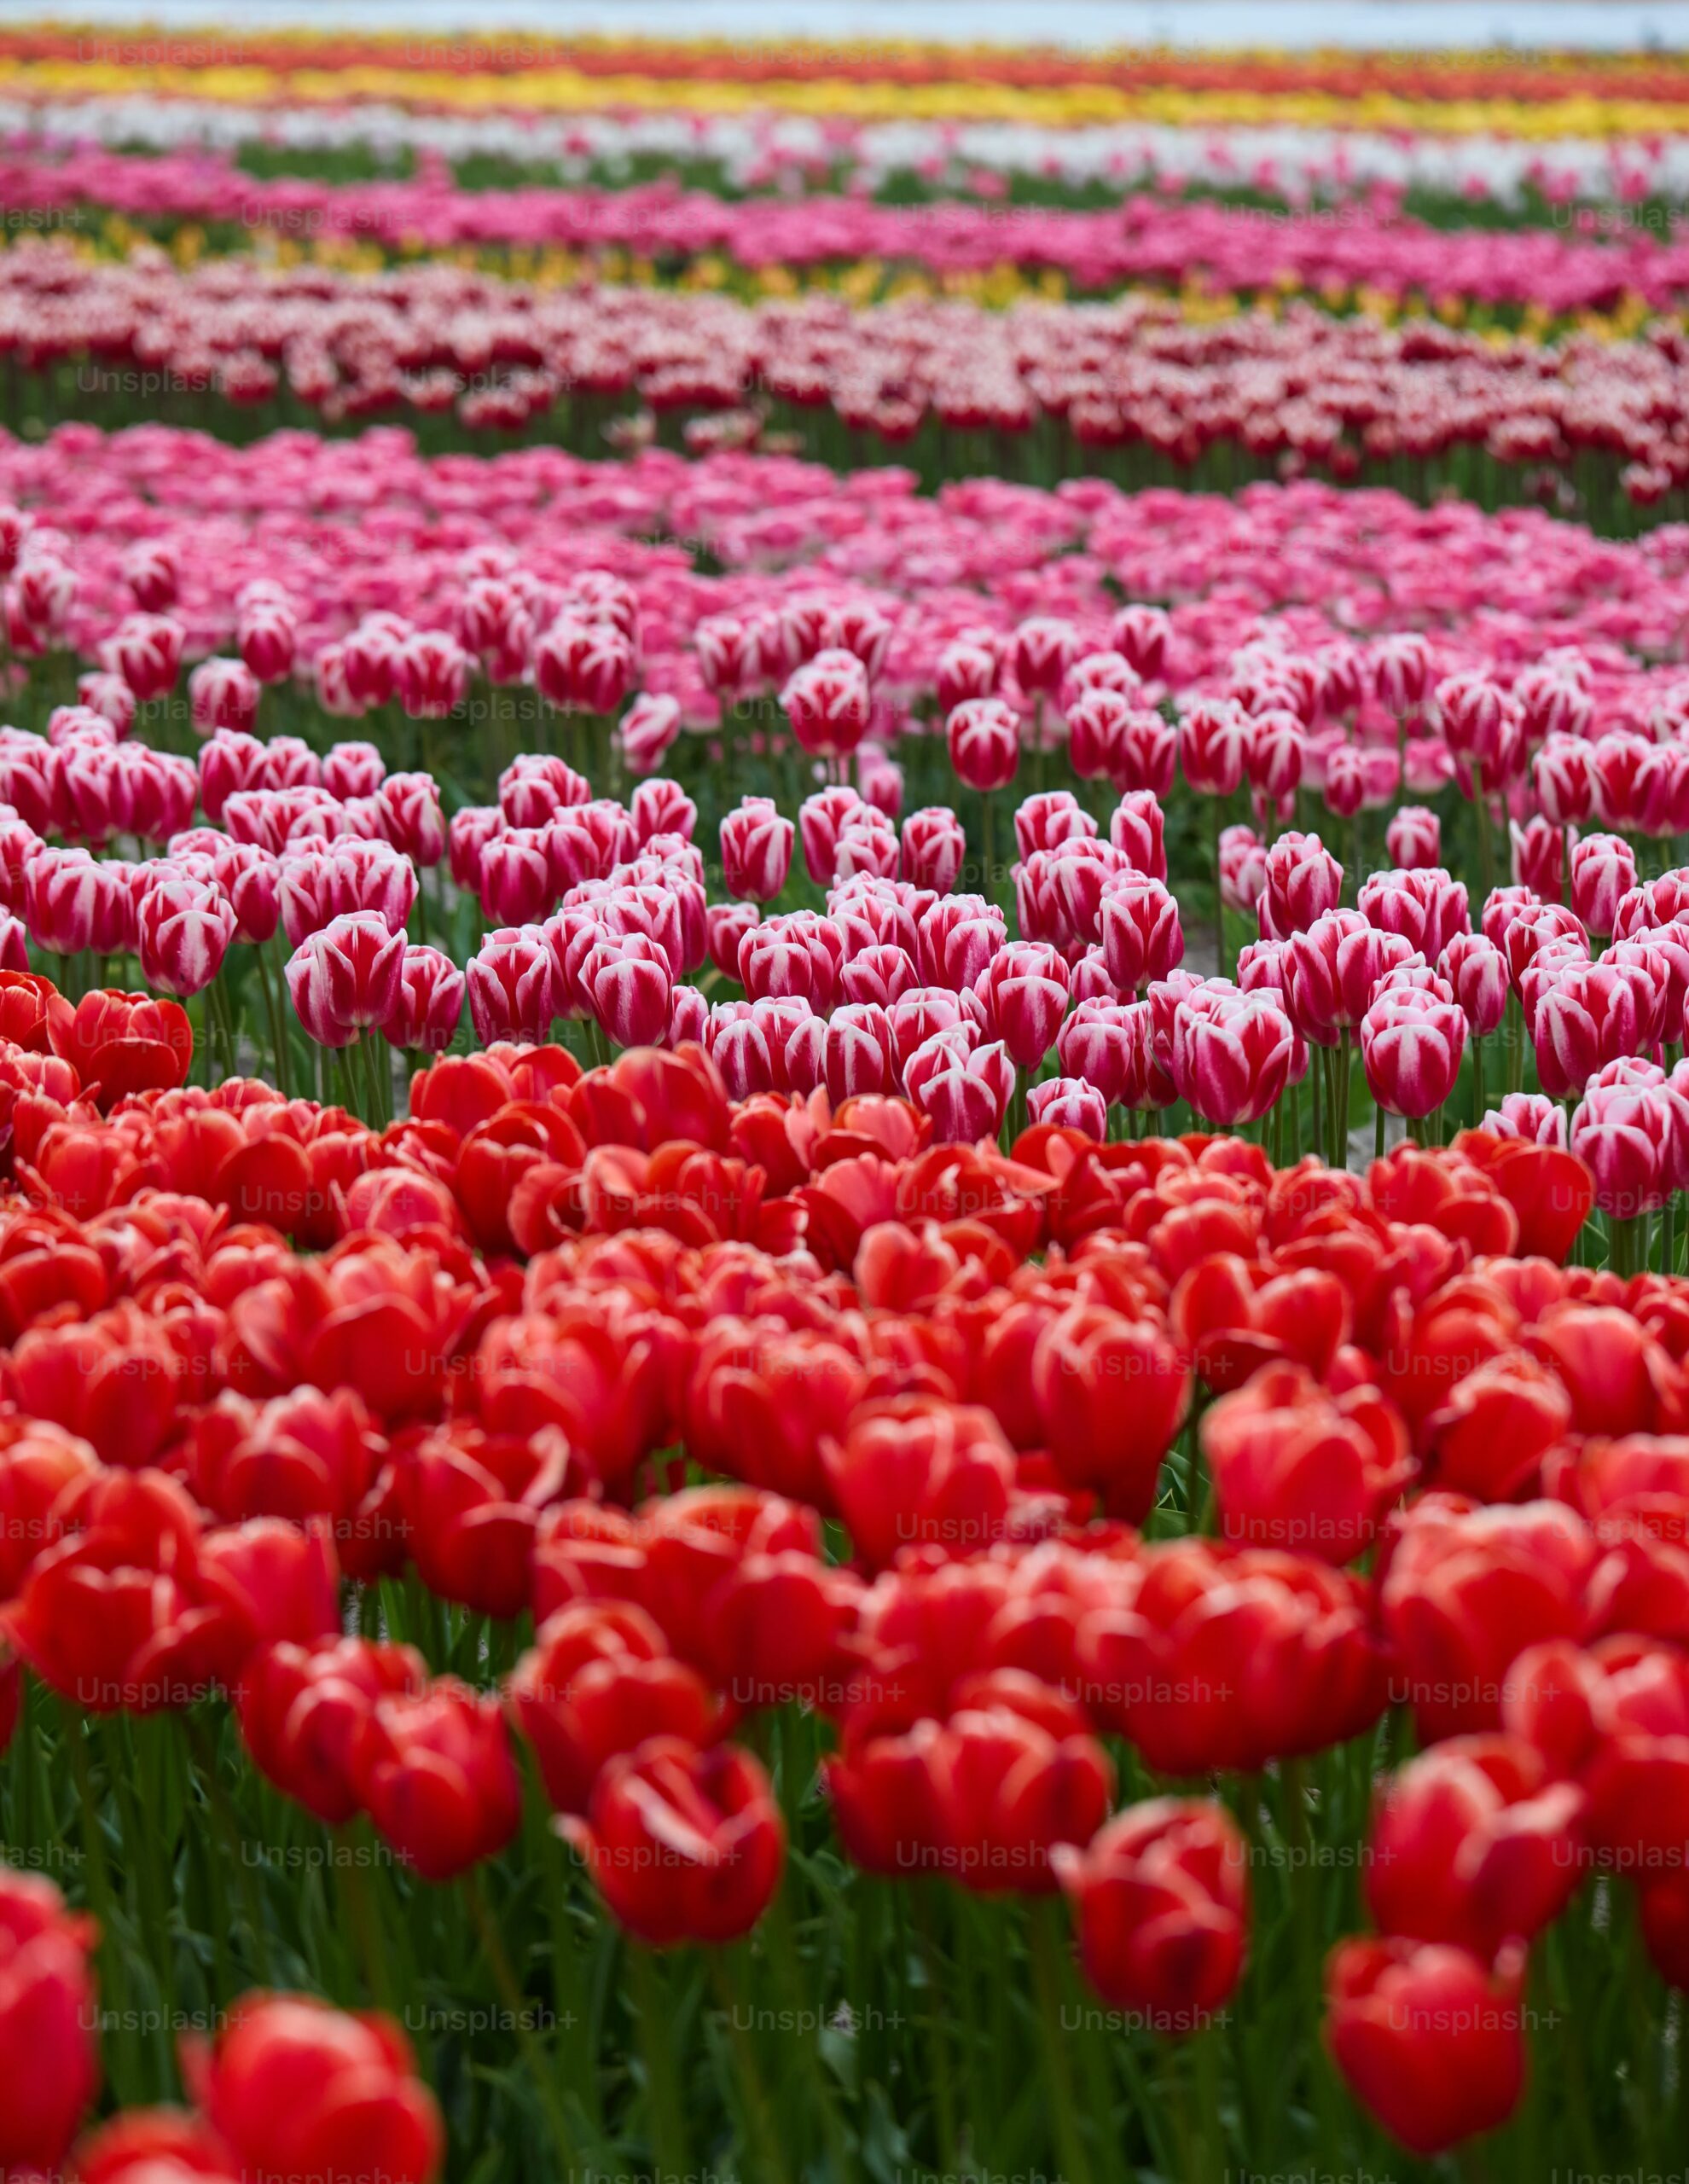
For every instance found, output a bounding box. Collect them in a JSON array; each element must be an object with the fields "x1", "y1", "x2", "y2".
[
  {"x1": 9, "y1": 253, "x2": 1689, "y2": 520},
  {"x1": 7, "y1": 975, "x2": 1689, "y2": 2172},
  {"x1": 10, "y1": 926, "x2": 1689, "y2": 2174}
]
